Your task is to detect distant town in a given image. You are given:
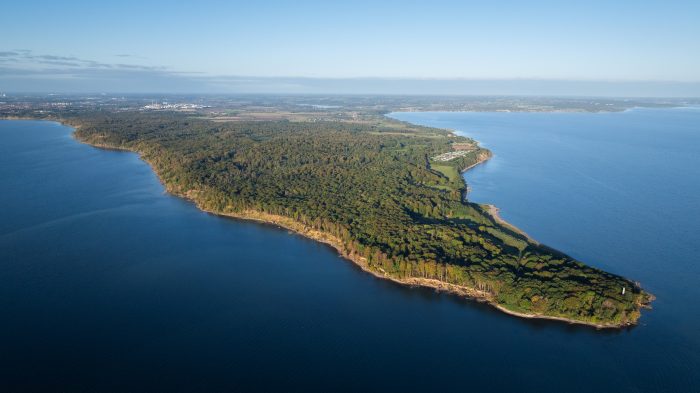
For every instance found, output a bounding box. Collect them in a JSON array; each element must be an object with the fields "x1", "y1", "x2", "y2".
[{"x1": 142, "y1": 102, "x2": 209, "y2": 111}]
